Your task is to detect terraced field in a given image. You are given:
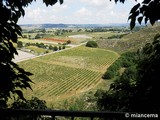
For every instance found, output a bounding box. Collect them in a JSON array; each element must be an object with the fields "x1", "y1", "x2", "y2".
[{"x1": 19, "y1": 46, "x2": 119, "y2": 104}]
